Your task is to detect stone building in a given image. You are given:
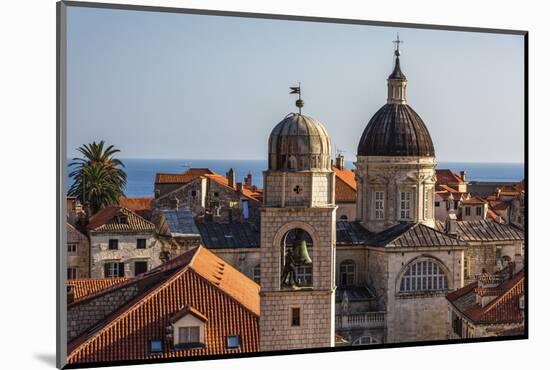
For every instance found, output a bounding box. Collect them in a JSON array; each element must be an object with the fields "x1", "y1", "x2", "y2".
[
  {"x1": 446, "y1": 264, "x2": 524, "y2": 339},
  {"x1": 154, "y1": 168, "x2": 263, "y2": 224},
  {"x1": 260, "y1": 102, "x2": 337, "y2": 351},
  {"x1": 88, "y1": 206, "x2": 159, "y2": 278},
  {"x1": 66, "y1": 246, "x2": 260, "y2": 365},
  {"x1": 67, "y1": 222, "x2": 90, "y2": 279}
]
